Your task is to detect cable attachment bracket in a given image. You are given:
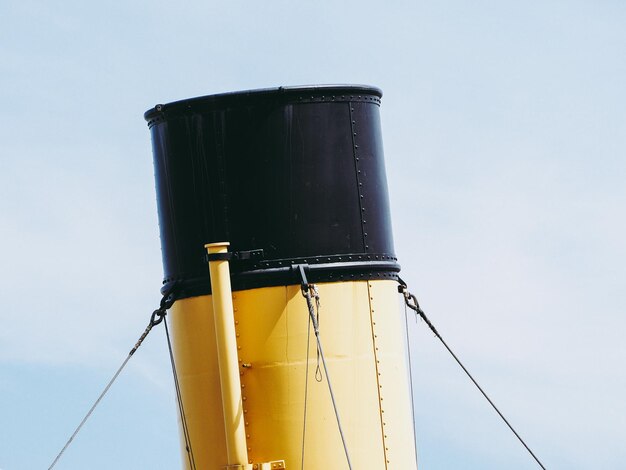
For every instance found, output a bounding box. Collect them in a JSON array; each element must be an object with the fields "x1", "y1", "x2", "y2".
[
  {"x1": 295, "y1": 264, "x2": 320, "y2": 331},
  {"x1": 397, "y1": 276, "x2": 439, "y2": 337},
  {"x1": 295, "y1": 264, "x2": 323, "y2": 382},
  {"x1": 133, "y1": 283, "x2": 178, "y2": 355}
]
